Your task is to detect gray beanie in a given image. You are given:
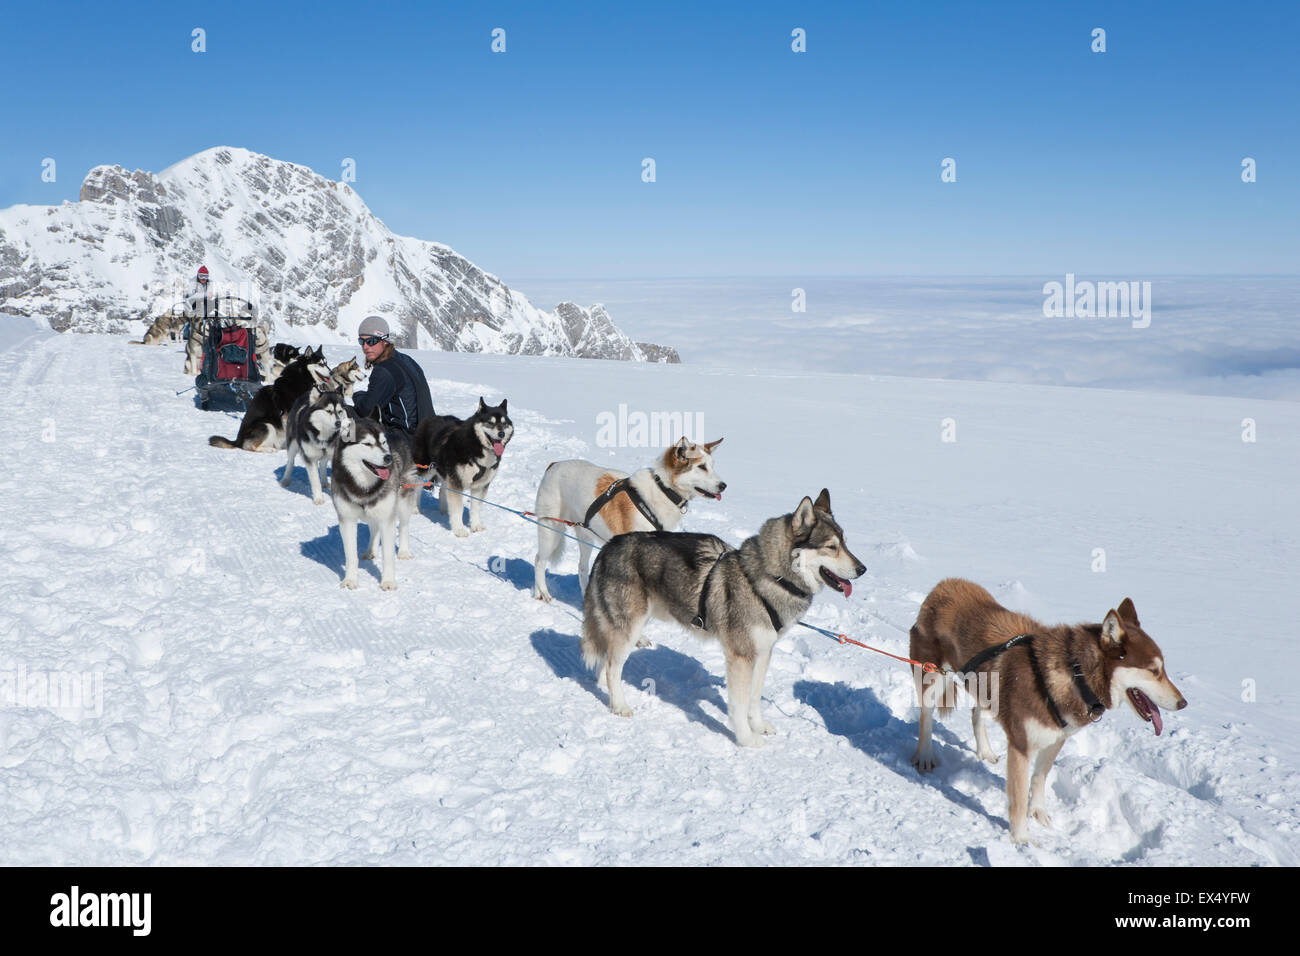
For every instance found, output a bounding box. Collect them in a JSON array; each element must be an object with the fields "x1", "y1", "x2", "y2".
[{"x1": 358, "y1": 315, "x2": 390, "y2": 339}]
